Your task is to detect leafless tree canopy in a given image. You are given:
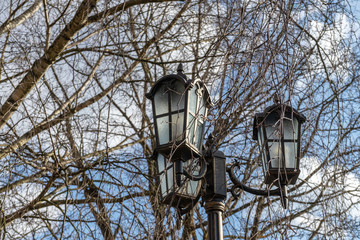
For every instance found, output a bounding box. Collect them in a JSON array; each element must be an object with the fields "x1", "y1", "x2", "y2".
[{"x1": 0, "y1": 0, "x2": 359, "y2": 239}]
